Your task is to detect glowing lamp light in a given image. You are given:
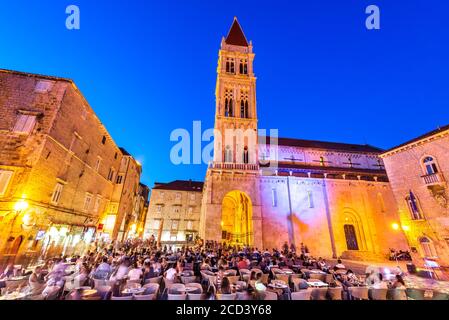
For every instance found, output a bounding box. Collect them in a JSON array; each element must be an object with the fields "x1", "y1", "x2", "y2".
[
  {"x1": 221, "y1": 221, "x2": 224, "y2": 227},
  {"x1": 130, "y1": 224, "x2": 137, "y2": 233},
  {"x1": 402, "y1": 225, "x2": 410, "y2": 232},
  {"x1": 14, "y1": 200, "x2": 29, "y2": 212},
  {"x1": 391, "y1": 223, "x2": 400, "y2": 231},
  {"x1": 22, "y1": 213, "x2": 32, "y2": 226}
]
